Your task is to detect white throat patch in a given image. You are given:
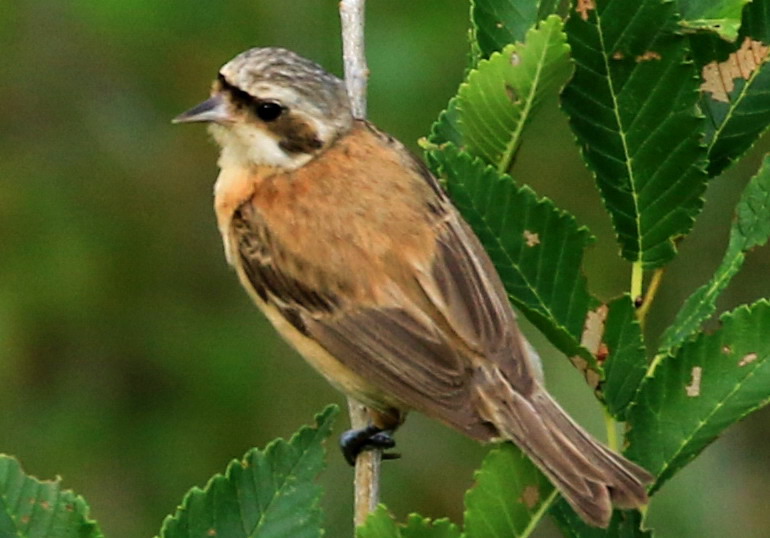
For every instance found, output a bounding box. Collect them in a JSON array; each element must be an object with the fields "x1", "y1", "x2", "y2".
[{"x1": 209, "y1": 123, "x2": 313, "y2": 170}]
